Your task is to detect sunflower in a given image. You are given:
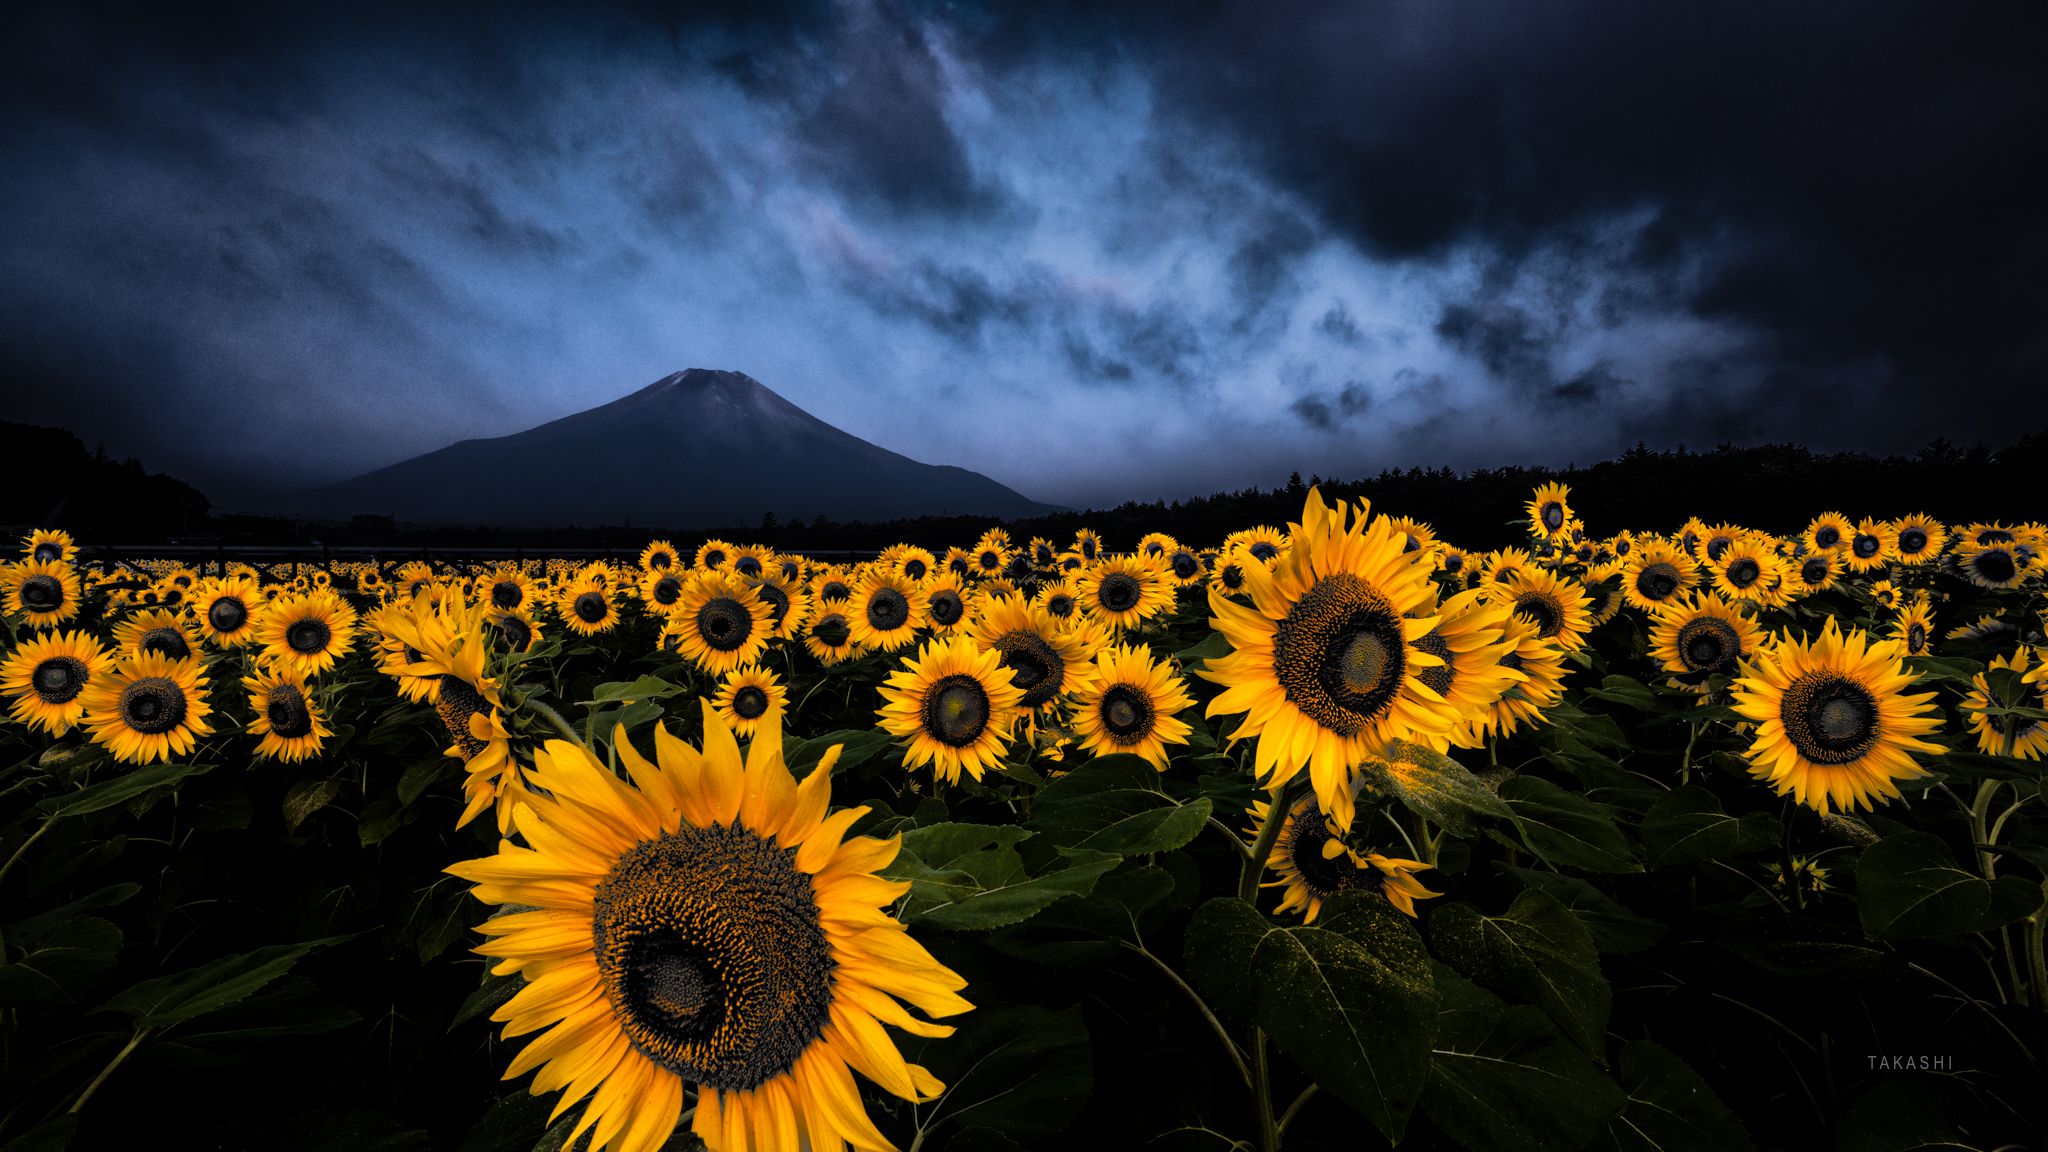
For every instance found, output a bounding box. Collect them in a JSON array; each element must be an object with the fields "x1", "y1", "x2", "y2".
[
  {"x1": 1481, "y1": 547, "x2": 1535, "y2": 588},
  {"x1": 193, "y1": 576, "x2": 262, "y2": 648},
  {"x1": 1889, "y1": 515, "x2": 1946, "y2": 565},
  {"x1": 1161, "y1": 545, "x2": 1205, "y2": 588},
  {"x1": 1842, "y1": 518, "x2": 1894, "y2": 574},
  {"x1": 1403, "y1": 588, "x2": 1521, "y2": 753},
  {"x1": 809, "y1": 567, "x2": 855, "y2": 608},
  {"x1": 1133, "y1": 532, "x2": 1175, "y2": 562},
  {"x1": 384, "y1": 589, "x2": 523, "y2": 830},
  {"x1": 254, "y1": 590, "x2": 358, "y2": 677},
  {"x1": 558, "y1": 578, "x2": 619, "y2": 637},
  {"x1": 1888, "y1": 597, "x2": 1936, "y2": 656},
  {"x1": 483, "y1": 567, "x2": 537, "y2": 614},
  {"x1": 639, "y1": 568, "x2": 689, "y2": 617},
  {"x1": 366, "y1": 601, "x2": 442, "y2": 704},
  {"x1": 1710, "y1": 536, "x2": 1783, "y2": 604},
  {"x1": 802, "y1": 609, "x2": 861, "y2": 666},
  {"x1": 639, "y1": 540, "x2": 682, "y2": 572},
  {"x1": 4, "y1": 560, "x2": 83, "y2": 628},
  {"x1": 1802, "y1": 512, "x2": 1852, "y2": 554},
  {"x1": 746, "y1": 572, "x2": 812, "y2": 641},
  {"x1": 728, "y1": 545, "x2": 774, "y2": 580},
  {"x1": 1786, "y1": 548, "x2": 1842, "y2": 596},
  {"x1": 1493, "y1": 568, "x2": 1594, "y2": 652},
  {"x1": 113, "y1": 607, "x2": 201, "y2": 663},
  {"x1": 966, "y1": 594, "x2": 1103, "y2": 719},
  {"x1": 878, "y1": 636, "x2": 1024, "y2": 784},
  {"x1": 847, "y1": 572, "x2": 926, "y2": 654},
  {"x1": 1957, "y1": 542, "x2": 2029, "y2": 591},
  {"x1": 1455, "y1": 614, "x2": 1568, "y2": 744},
  {"x1": 80, "y1": 651, "x2": 213, "y2": 765},
  {"x1": 1867, "y1": 579, "x2": 1901, "y2": 612},
  {"x1": 668, "y1": 575, "x2": 773, "y2": 676},
  {"x1": 449, "y1": 704, "x2": 971, "y2": 1152},
  {"x1": 1028, "y1": 537, "x2": 1060, "y2": 570},
  {"x1": 1650, "y1": 593, "x2": 1762, "y2": 689},
  {"x1": 1963, "y1": 648, "x2": 2048, "y2": 760},
  {"x1": 487, "y1": 609, "x2": 544, "y2": 655},
  {"x1": 395, "y1": 561, "x2": 438, "y2": 601},
  {"x1": 920, "y1": 573, "x2": 972, "y2": 636},
  {"x1": 1201, "y1": 490, "x2": 1459, "y2": 832},
  {"x1": 1066, "y1": 528, "x2": 1102, "y2": 563},
  {"x1": 1035, "y1": 577, "x2": 1082, "y2": 623},
  {"x1": 243, "y1": 668, "x2": 331, "y2": 763},
  {"x1": 713, "y1": 664, "x2": 787, "y2": 741},
  {"x1": 1962, "y1": 522, "x2": 2017, "y2": 547},
  {"x1": 1385, "y1": 517, "x2": 1438, "y2": 559},
  {"x1": 1620, "y1": 539, "x2": 1698, "y2": 613},
  {"x1": 942, "y1": 547, "x2": 975, "y2": 579},
  {"x1": 1582, "y1": 576, "x2": 1625, "y2": 626},
  {"x1": 356, "y1": 568, "x2": 388, "y2": 598},
  {"x1": 971, "y1": 529, "x2": 1013, "y2": 578},
  {"x1": 1248, "y1": 793, "x2": 1440, "y2": 923},
  {"x1": 693, "y1": 539, "x2": 735, "y2": 571},
  {"x1": 1068, "y1": 643, "x2": 1195, "y2": 770},
  {"x1": 1, "y1": 629, "x2": 114, "y2": 736},
  {"x1": 879, "y1": 544, "x2": 938, "y2": 585},
  {"x1": 1074, "y1": 555, "x2": 1173, "y2": 634},
  {"x1": 24, "y1": 529, "x2": 77, "y2": 566},
  {"x1": 1730, "y1": 618, "x2": 1941, "y2": 814},
  {"x1": 1524, "y1": 482, "x2": 1573, "y2": 541}
]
